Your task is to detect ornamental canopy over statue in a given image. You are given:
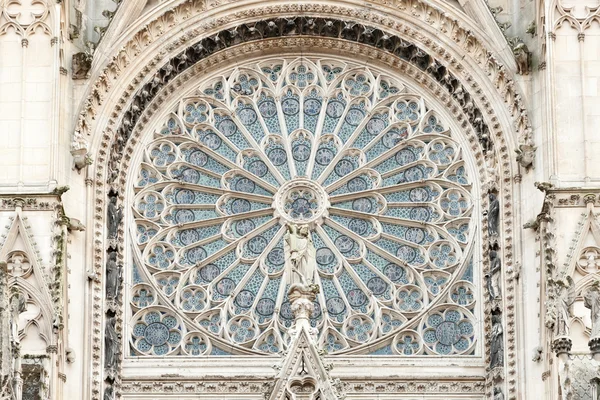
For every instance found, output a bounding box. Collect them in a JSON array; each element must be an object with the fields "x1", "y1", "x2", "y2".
[{"x1": 128, "y1": 56, "x2": 478, "y2": 357}]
